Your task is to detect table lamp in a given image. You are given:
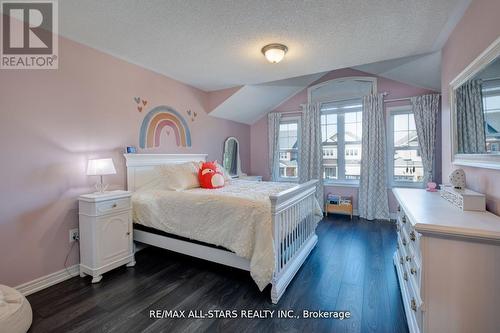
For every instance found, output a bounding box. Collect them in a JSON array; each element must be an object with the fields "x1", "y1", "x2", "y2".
[{"x1": 86, "y1": 158, "x2": 116, "y2": 193}]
